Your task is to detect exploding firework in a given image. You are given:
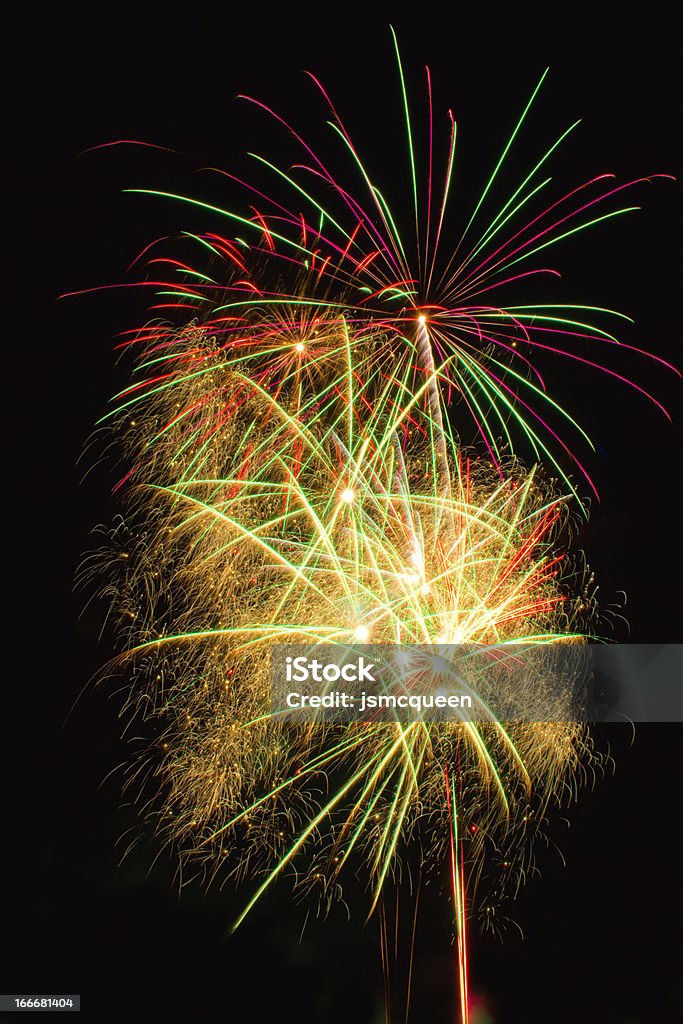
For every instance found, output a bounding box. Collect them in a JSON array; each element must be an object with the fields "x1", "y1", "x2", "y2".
[
  {"x1": 77, "y1": 28, "x2": 674, "y2": 509},
  {"x1": 83, "y1": 319, "x2": 592, "y2": 879},
  {"x1": 77, "y1": 35, "x2": 672, "y2": 1022}
]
